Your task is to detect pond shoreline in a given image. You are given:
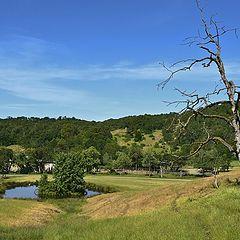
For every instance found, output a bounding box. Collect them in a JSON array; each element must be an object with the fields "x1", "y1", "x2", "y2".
[
  {"x1": 0, "y1": 180, "x2": 38, "y2": 199},
  {"x1": 0, "y1": 179, "x2": 115, "y2": 200}
]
